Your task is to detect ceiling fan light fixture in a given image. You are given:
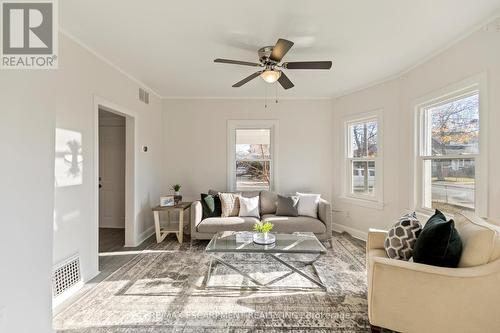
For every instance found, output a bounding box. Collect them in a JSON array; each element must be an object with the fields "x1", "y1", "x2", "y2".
[{"x1": 260, "y1": 69, "x2": 281, "y2": 83}]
